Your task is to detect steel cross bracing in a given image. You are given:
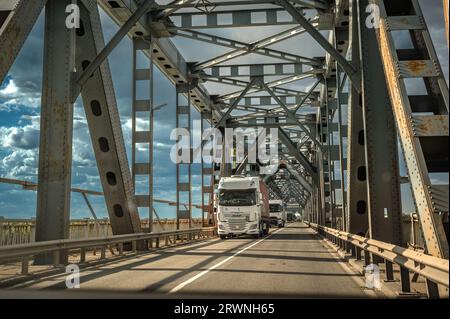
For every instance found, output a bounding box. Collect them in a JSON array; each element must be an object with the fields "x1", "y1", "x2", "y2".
[{"x1": 0, "y1": 0, "x2": 448, "y2": 294}]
